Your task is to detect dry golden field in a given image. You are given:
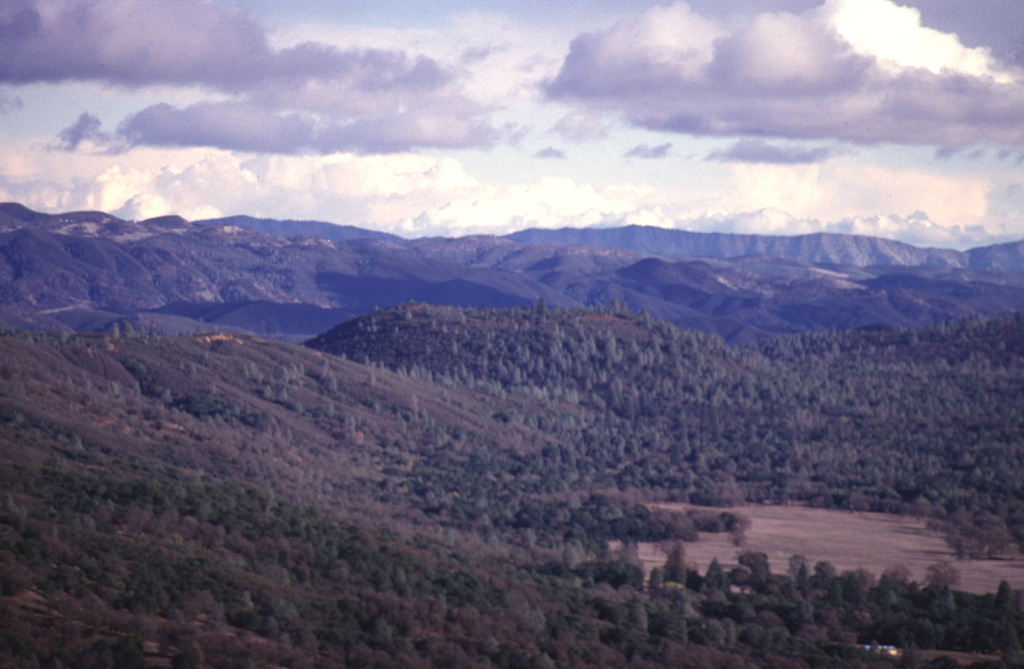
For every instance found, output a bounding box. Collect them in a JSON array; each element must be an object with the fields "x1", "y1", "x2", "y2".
[{"x1": 634, "y1": 504, "x2": 1024, "y2": 595}]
